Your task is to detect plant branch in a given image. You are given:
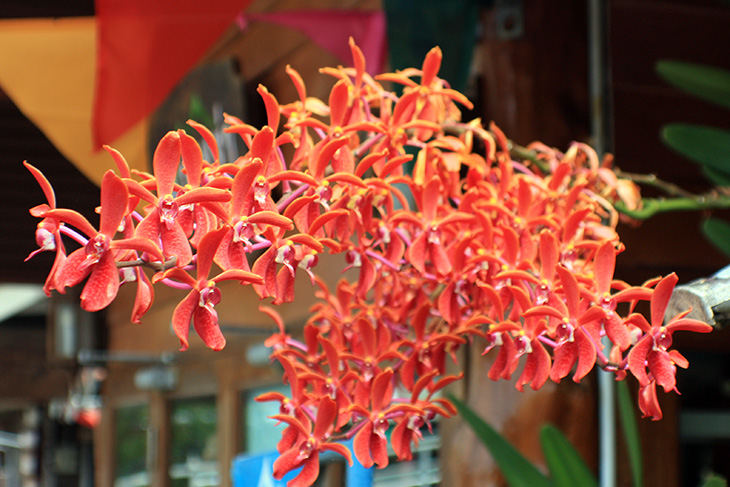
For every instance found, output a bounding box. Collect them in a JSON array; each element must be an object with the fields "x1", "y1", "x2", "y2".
[
  {"x1": 117, "y1": 256, "x2": 177, "y2": 273},
  {"x1": 615, "y1": 170, "x2": 696, "y2": 198},
  {"x1": 615, "y1": 194, "x2": 730, "y2": 220}
]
